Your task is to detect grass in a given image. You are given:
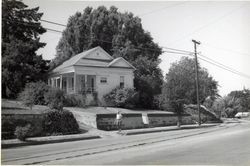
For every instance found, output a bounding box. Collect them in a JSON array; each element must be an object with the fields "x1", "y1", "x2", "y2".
[
  {"x1": 1, "y1": 99, "x2": 49, "y2": 114},
  {"x1": 65, "y1": 106, "x2": 173, "y2": 115}
]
